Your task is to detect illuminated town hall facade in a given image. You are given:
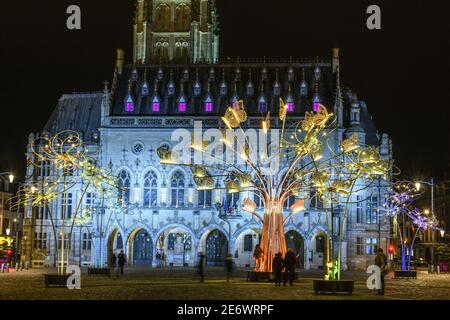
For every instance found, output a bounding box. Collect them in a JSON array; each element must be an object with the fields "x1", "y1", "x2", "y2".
[{"x1": 22, "y1": 0, "x2": 392, "y2": 271}]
